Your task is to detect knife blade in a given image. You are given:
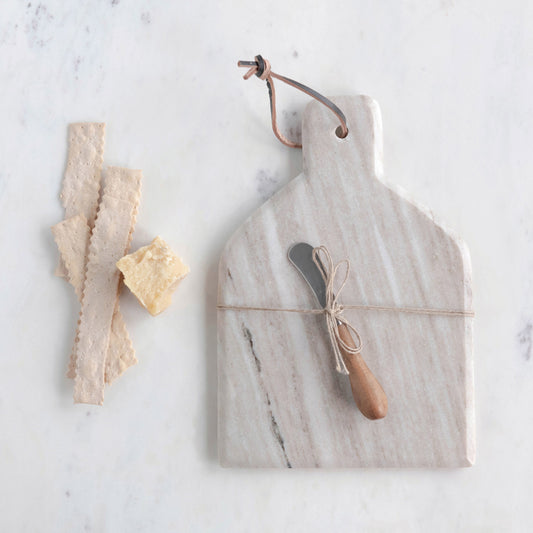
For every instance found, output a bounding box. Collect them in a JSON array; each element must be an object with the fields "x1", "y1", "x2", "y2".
[
  {"x1": 288, "y1": 242, "x2": 388, "y2": 420},
  {"x1": 288, "y1": 242, "x2": 327, "y2": 308}
]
